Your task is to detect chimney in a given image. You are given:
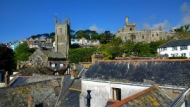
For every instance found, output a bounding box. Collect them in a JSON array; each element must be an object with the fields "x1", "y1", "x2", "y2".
[
  {"x1": 4, "y1": 71, "x2": 9, "y2": 86},
  {"x1": 70, "y1": 64, "x2": 79, "y2": 78},
  {"x1": 28, "y1": 95, "x2": 35, "y2": 107}
]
